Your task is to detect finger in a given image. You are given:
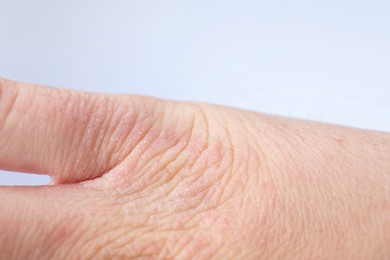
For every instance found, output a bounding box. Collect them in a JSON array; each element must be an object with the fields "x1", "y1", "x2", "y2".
[
  {"x1": 0, "y1": 78, "x2": 160, "y2": 183},
  {"x1": 0, "y1": 185, "x2": 95, "y2": 259}
]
